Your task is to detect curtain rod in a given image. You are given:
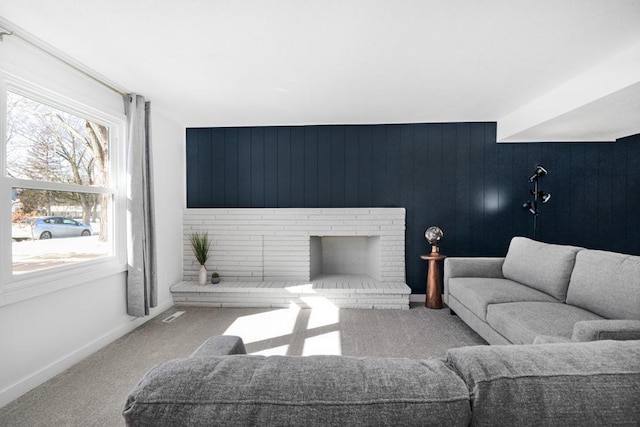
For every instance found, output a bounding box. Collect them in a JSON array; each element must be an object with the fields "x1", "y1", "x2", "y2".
[{"x1": 0, "y1": 22, "x2": 131, "y2": 100}]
